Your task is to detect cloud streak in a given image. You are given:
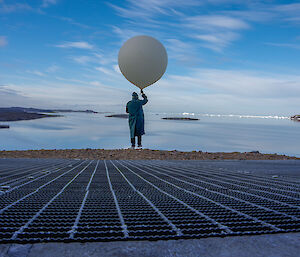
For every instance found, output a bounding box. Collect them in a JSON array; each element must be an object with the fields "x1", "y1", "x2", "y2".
[
  {"x1": 265, "y1": 42, "x2": 300, "y2": 50},
  {"x1": 160, "y1": 69, "x2": 300, "y2": 99},
  {"x1": 27, "y1": 70, "x2": 46, "y2": 77},
  {"x1": 0, "y1": 36, "x2": 7, "y2": 47},
  {"x1": 110, "y1": 0, "x2": 200, "y2": 20},
  {"x1": 55, "y1": 41, "x2": 94, "y2": 50},
  {"x1": 110, "y1": 1, "x2": 250, "y2": 53},
  {"x1": 184, "y1": 15, "x2": 249, "y2": 52},
  {"x1": 195, "y1": 32, "x2": 240, "y2": 52},
  {"x1": 0, "y1": 2, "x2": 32, "y2": 13},
  {"x1": 41, "y1": 0, "x2": 58, "y2": 8},
  {"x1": 55, "y1": 16, "x2": 91, "y2": 29},
  {"x1": 185, "y1": 15, "x2": 249, "y2": 30}
]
